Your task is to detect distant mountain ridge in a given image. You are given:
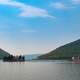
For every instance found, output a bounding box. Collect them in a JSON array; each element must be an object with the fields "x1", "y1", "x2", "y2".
[
  {"x1": 24, "y1": 54, "x2": 41, "y2": 60},
  {"x1": 0, "y1": 48, "x2": 10, "y2": 59},
  {"x1": 38, "y1": 39, "x2": 80, "y2": 60}
]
